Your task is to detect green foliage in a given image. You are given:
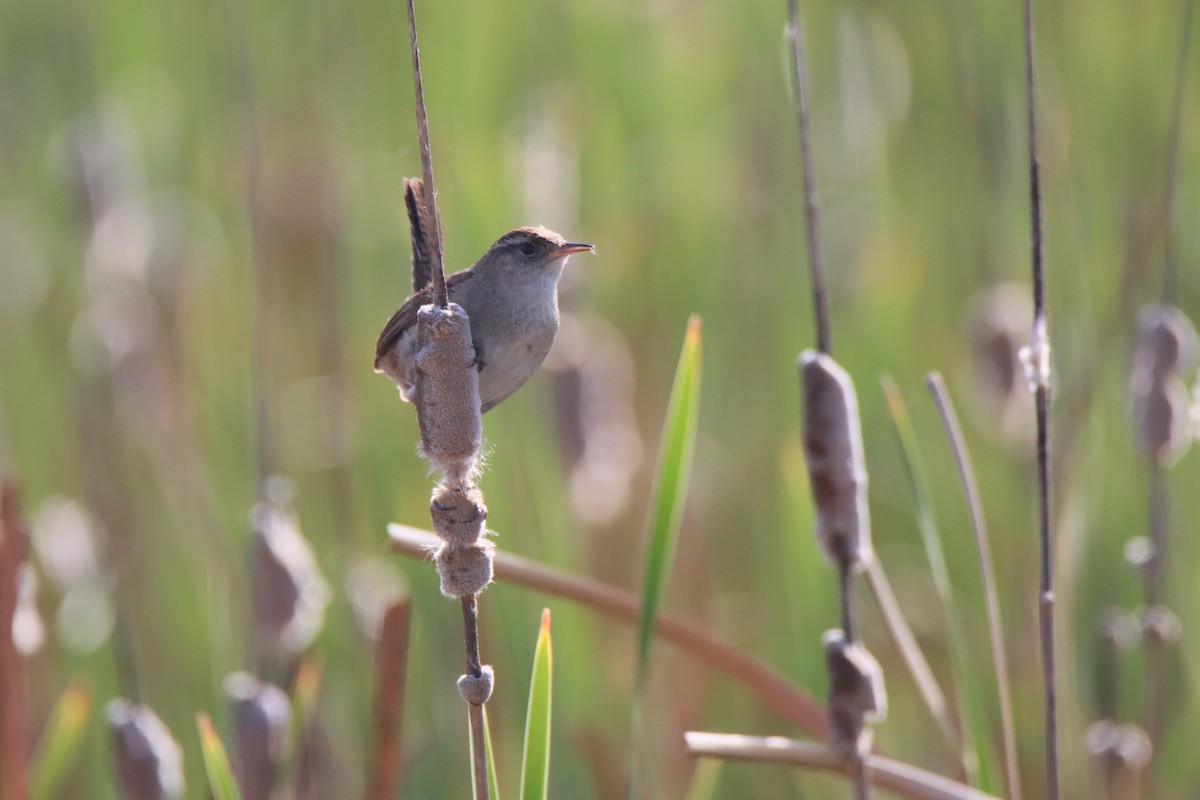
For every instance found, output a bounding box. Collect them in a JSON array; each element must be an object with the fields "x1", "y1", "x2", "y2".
[
  {"x1": 196, "y1": 714, "x2": 243, "y2": 800},
  {"x1": 519, "y1": 609, "x2": 554, "y2": 800},
  {"x1": 29, "y1": 682, "x2": 91, "y2": 800}
]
